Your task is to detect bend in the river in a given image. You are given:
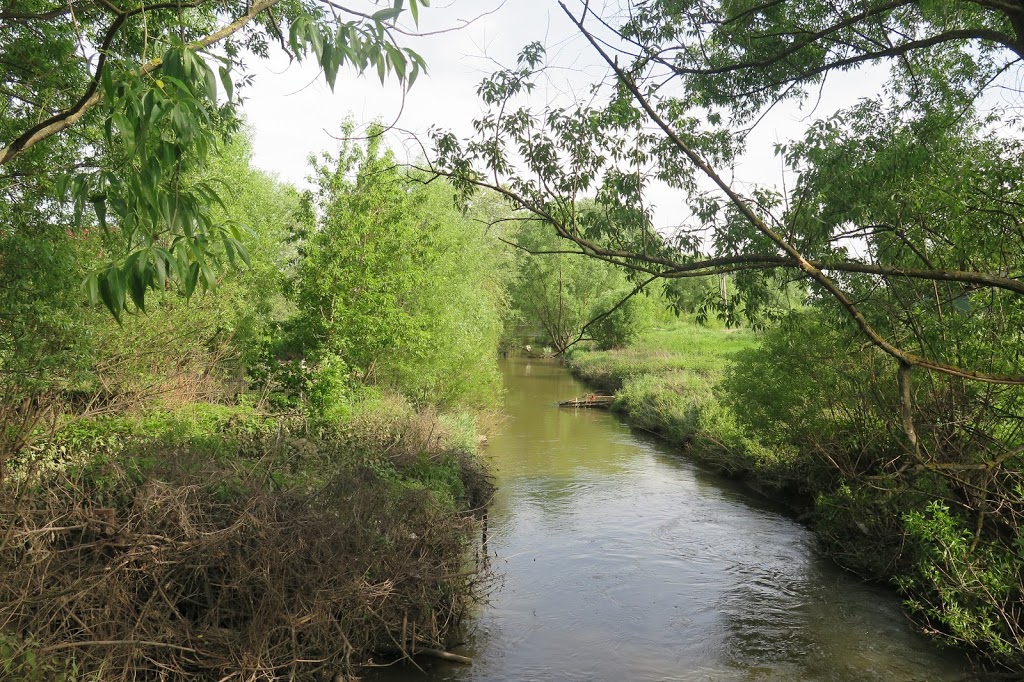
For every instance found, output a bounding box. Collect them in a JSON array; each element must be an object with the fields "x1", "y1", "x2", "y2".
[{"x1": 376, "y1": 356, "x2": 968, "y2": 681}]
